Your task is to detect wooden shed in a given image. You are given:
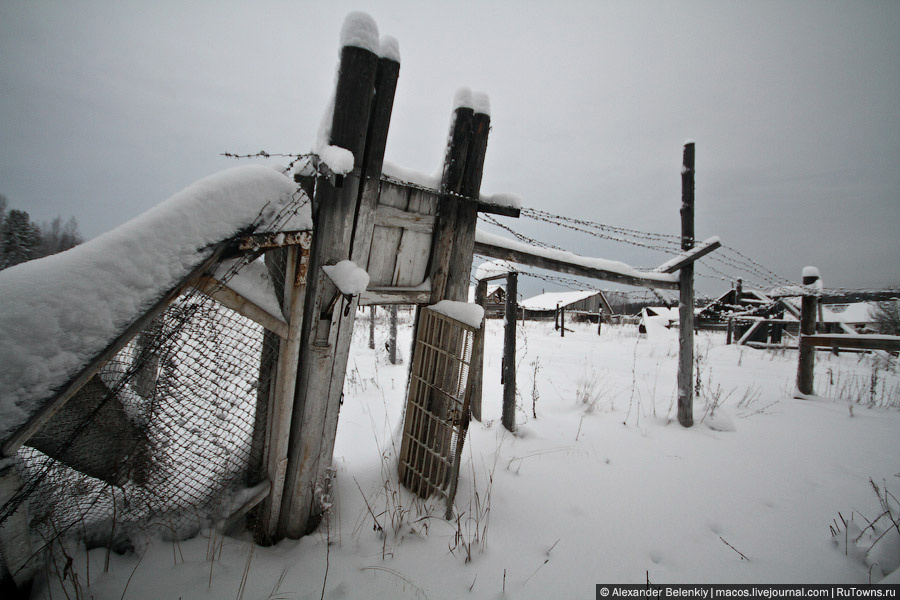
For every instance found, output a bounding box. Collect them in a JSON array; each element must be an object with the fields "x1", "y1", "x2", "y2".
[{"x1": 520, "y1": 290, "x2": 612, "y2": 322}]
